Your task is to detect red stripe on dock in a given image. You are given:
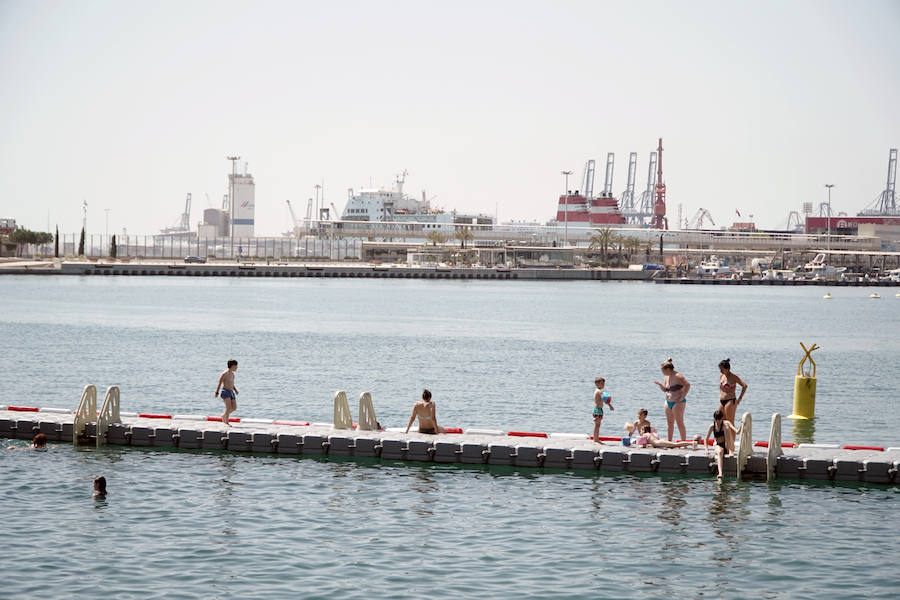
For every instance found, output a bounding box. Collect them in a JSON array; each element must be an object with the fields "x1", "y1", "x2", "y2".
[
  {"x1": 138, "y1": 413, "x2": 172, "y2": 419},
  {"x1": 272, "y1": 420, "x2": 310, "y2": 426},
  {"x1": 8, "y1": 406, "x2": 40, "y2": 412},
  {"x1": 589, "y1": 435, "x2": 624, "y2": 442},
  {"x1": 754, "y1": 441, "x2": 796, "y2": 448},
  {"x1": 206, "y1": 416, "x2": 241, "y2": 423},
  {"x1": 508, "y1": 431, "x2": 548, "y2": 438},
  {"x1": 842, "y1": 445, "x2": 884, "y2": 451}
]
